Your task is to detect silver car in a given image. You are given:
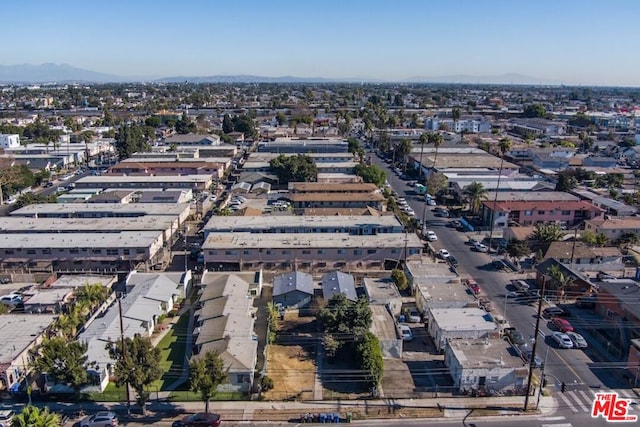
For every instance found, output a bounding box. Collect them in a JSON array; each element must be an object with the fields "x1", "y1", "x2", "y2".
[
  {"x1": 80, "y1": 411, "x2": 118, "y2": 427},
  {"x1": 552, "y1": 332, "x2": 574, "y2": 349},
  {"x1": 566, "y1": 331, "x2": 588, "y2": 348}
]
